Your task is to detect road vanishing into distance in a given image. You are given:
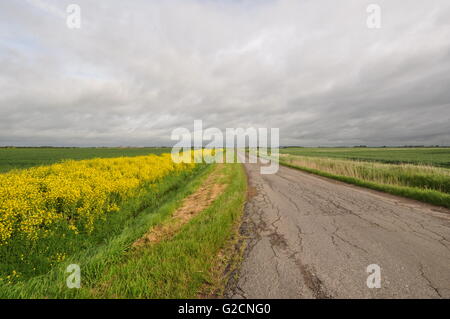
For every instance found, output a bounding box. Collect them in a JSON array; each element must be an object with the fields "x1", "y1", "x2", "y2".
[{"x1": 226, "y1": 160, "x2": 450, "y2": 298}]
